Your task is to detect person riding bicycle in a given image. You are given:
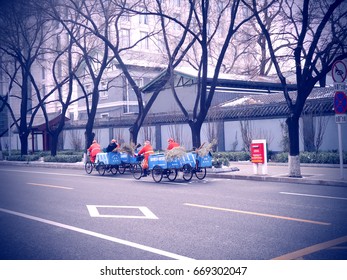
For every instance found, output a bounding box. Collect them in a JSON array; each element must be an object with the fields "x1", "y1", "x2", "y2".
[
  {"x1": 88, "y1": 139, "x2": 101, "y2": 163},
  {"x1": 137, "y1": 140, "x2": 154, "y2": 176}
]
